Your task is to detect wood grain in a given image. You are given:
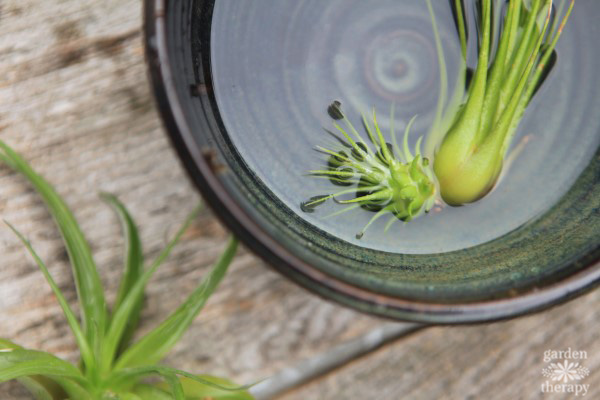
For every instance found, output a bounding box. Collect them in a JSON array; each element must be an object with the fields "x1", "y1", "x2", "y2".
[
  {"x1": 0, "y1": 1, "x2": 386, "y2": 398},
  {"x1": 1, "y1": 1, "x2": 598, "y2": 400},
  {"x1": 280, "y1": 289, "x2": 600, "y2": 400}
]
